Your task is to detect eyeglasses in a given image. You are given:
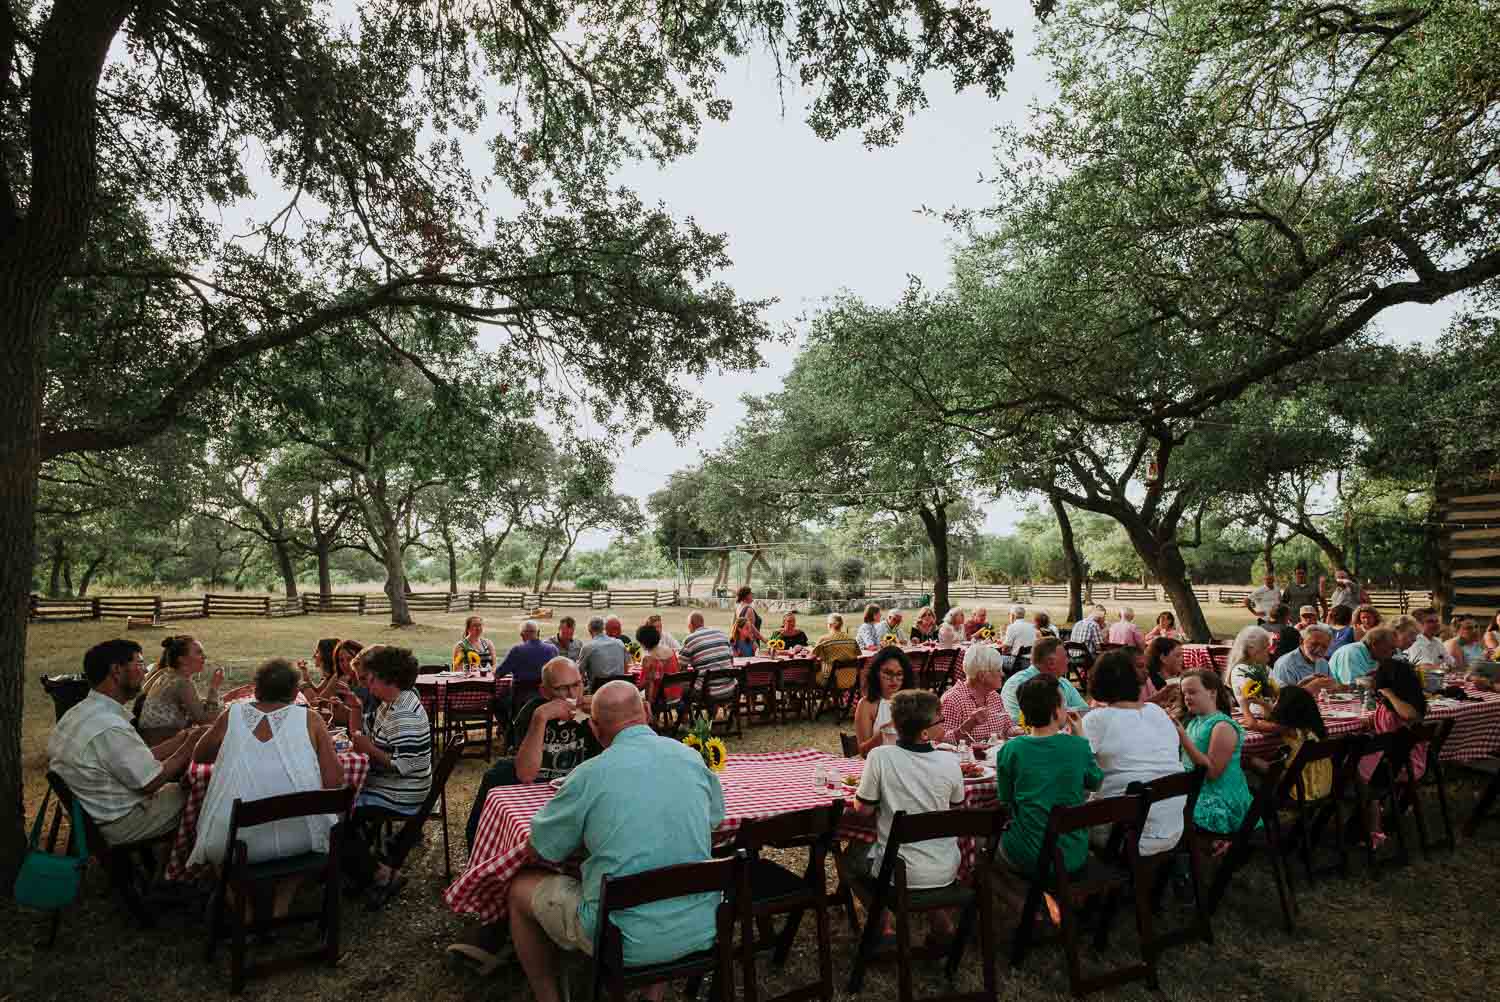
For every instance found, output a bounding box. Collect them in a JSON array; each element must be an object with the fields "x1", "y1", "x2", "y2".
[{"x1": 879, "y1": 670, "x2": 905, "y2": 680}]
